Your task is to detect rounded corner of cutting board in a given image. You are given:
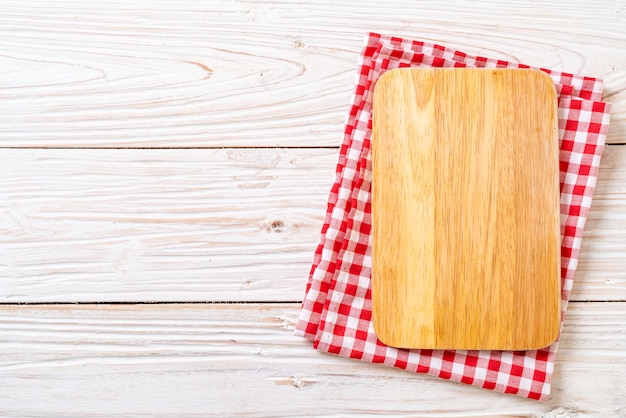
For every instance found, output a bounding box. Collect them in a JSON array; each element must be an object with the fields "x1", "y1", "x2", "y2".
[
  {"x1": 371, "y1": 67, "x2": 562, "y2": 351},
  {"x1": 374, "y1": 68, "x2": 407, "y2": 96},
  {"x1": 524, "y1": 319, "x2": 562, "y2": 351},
  {"x1": 530, "y1": 68, "x2": 560, "y2": 96},
  {"x1": 370, "y1": 311, "x2": 394, "y2": 348}
]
